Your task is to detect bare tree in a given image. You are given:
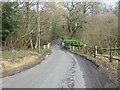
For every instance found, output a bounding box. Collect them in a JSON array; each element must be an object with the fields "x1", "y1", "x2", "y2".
[
  {"x1": 25, "y1": 2, "x2": 34, "y2": 49},
  {"x1": 118, "y1": 1, "x2": 120, "y2": 55},
  {"x1": 37, "y1": 2, "x2": 40, "y2": 52}
]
